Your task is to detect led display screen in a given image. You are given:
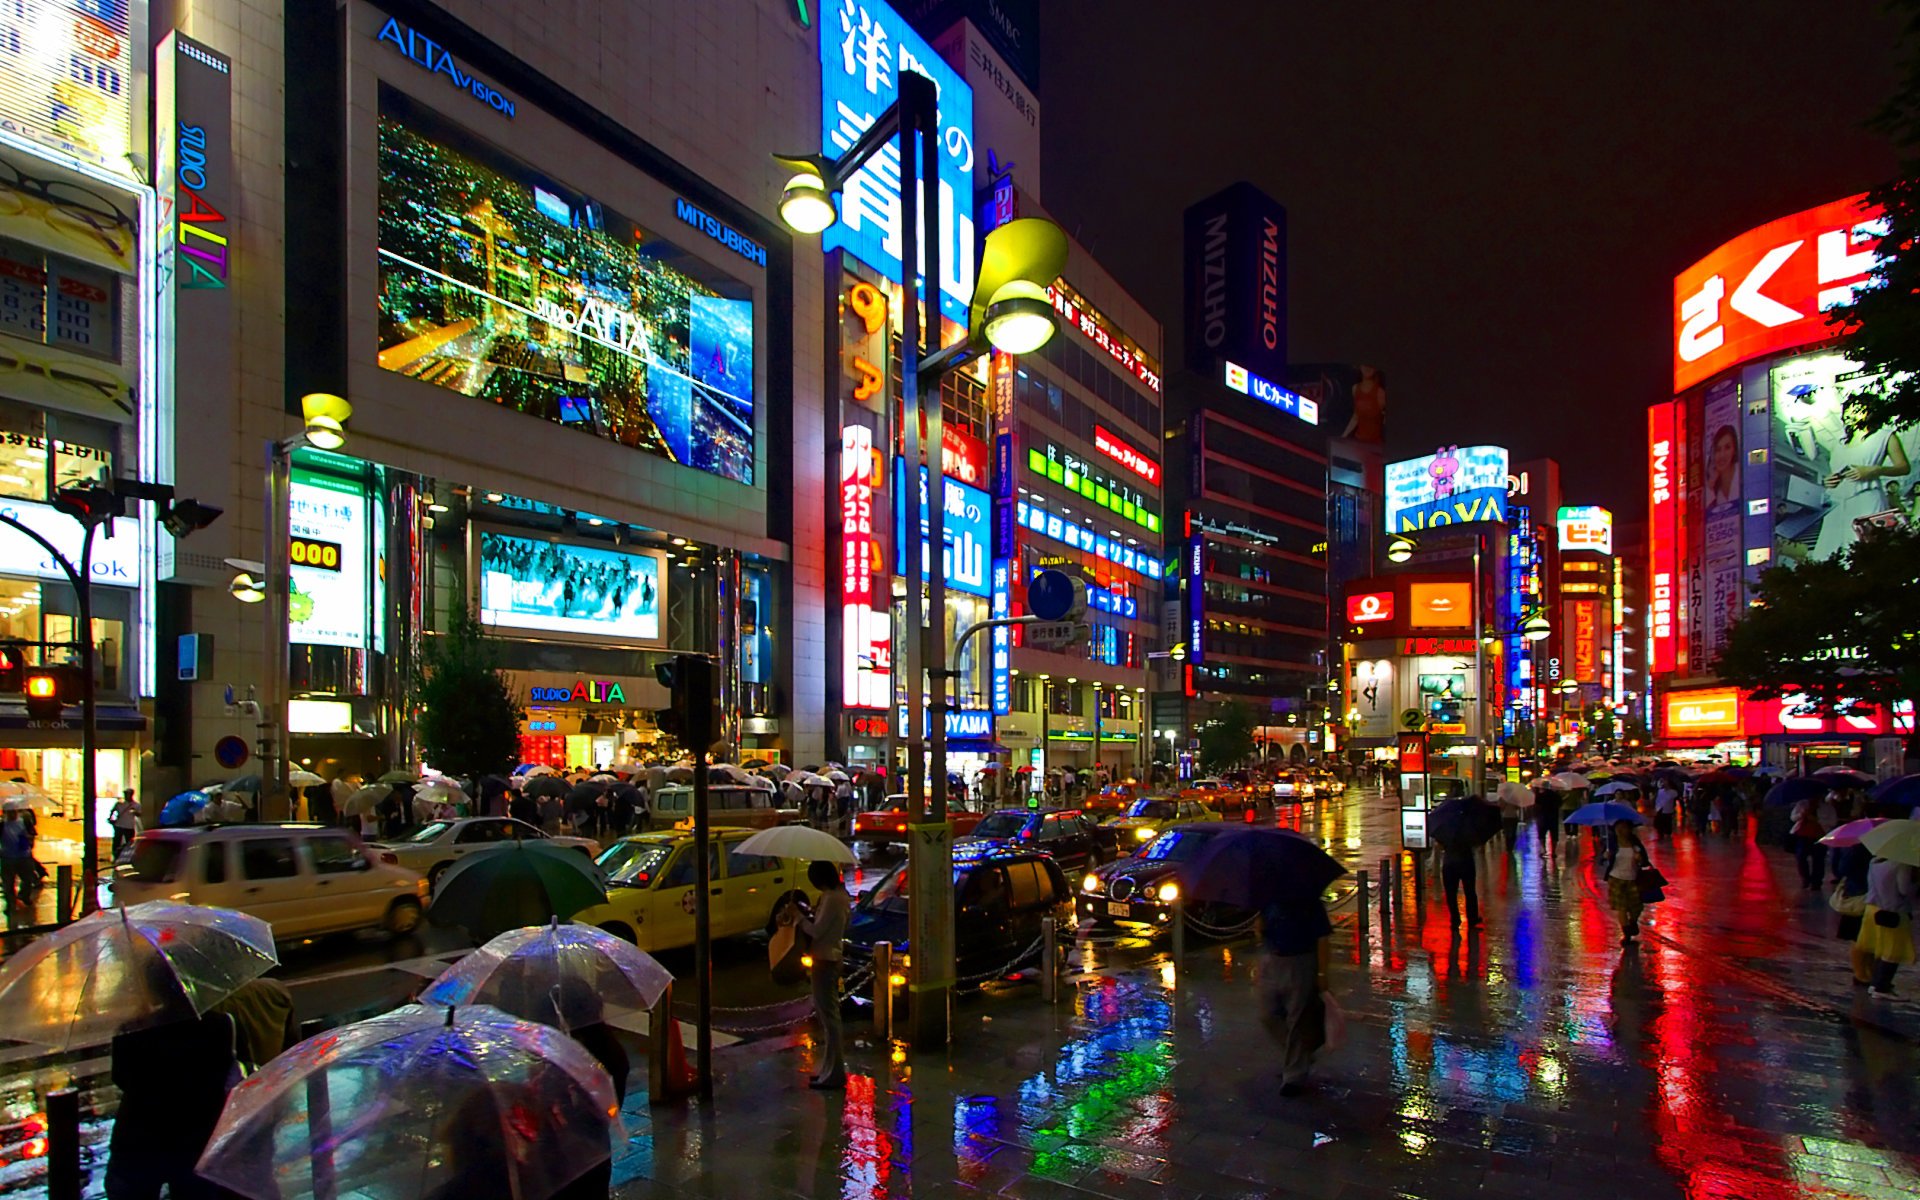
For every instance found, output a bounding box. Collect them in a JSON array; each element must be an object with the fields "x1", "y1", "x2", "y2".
[
  {"x1": 375, "y1": 88, "x2": 756, "y2": 484},
  {"x1": 1383, "y1": 446, "x2": 1509, "y2": 531},
  {"x1": 288, "y1": 467, "x2": 378, "y2": 649},
  {"x1": 478, "y1": 530, "x2": 665, "y2": 643},
  {"x1": 1769, "y1": 351, "x2": 1910, "y2": 563},
  {"x1": 0, "y1": 1, "x2": 137, "y2": 175}
]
